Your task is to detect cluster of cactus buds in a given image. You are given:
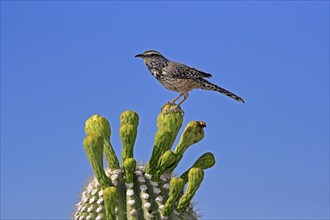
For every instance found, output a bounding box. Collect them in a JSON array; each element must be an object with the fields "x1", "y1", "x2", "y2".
[{"x1": 74, "y1": 104, "x2": 216, "y2": 220}]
